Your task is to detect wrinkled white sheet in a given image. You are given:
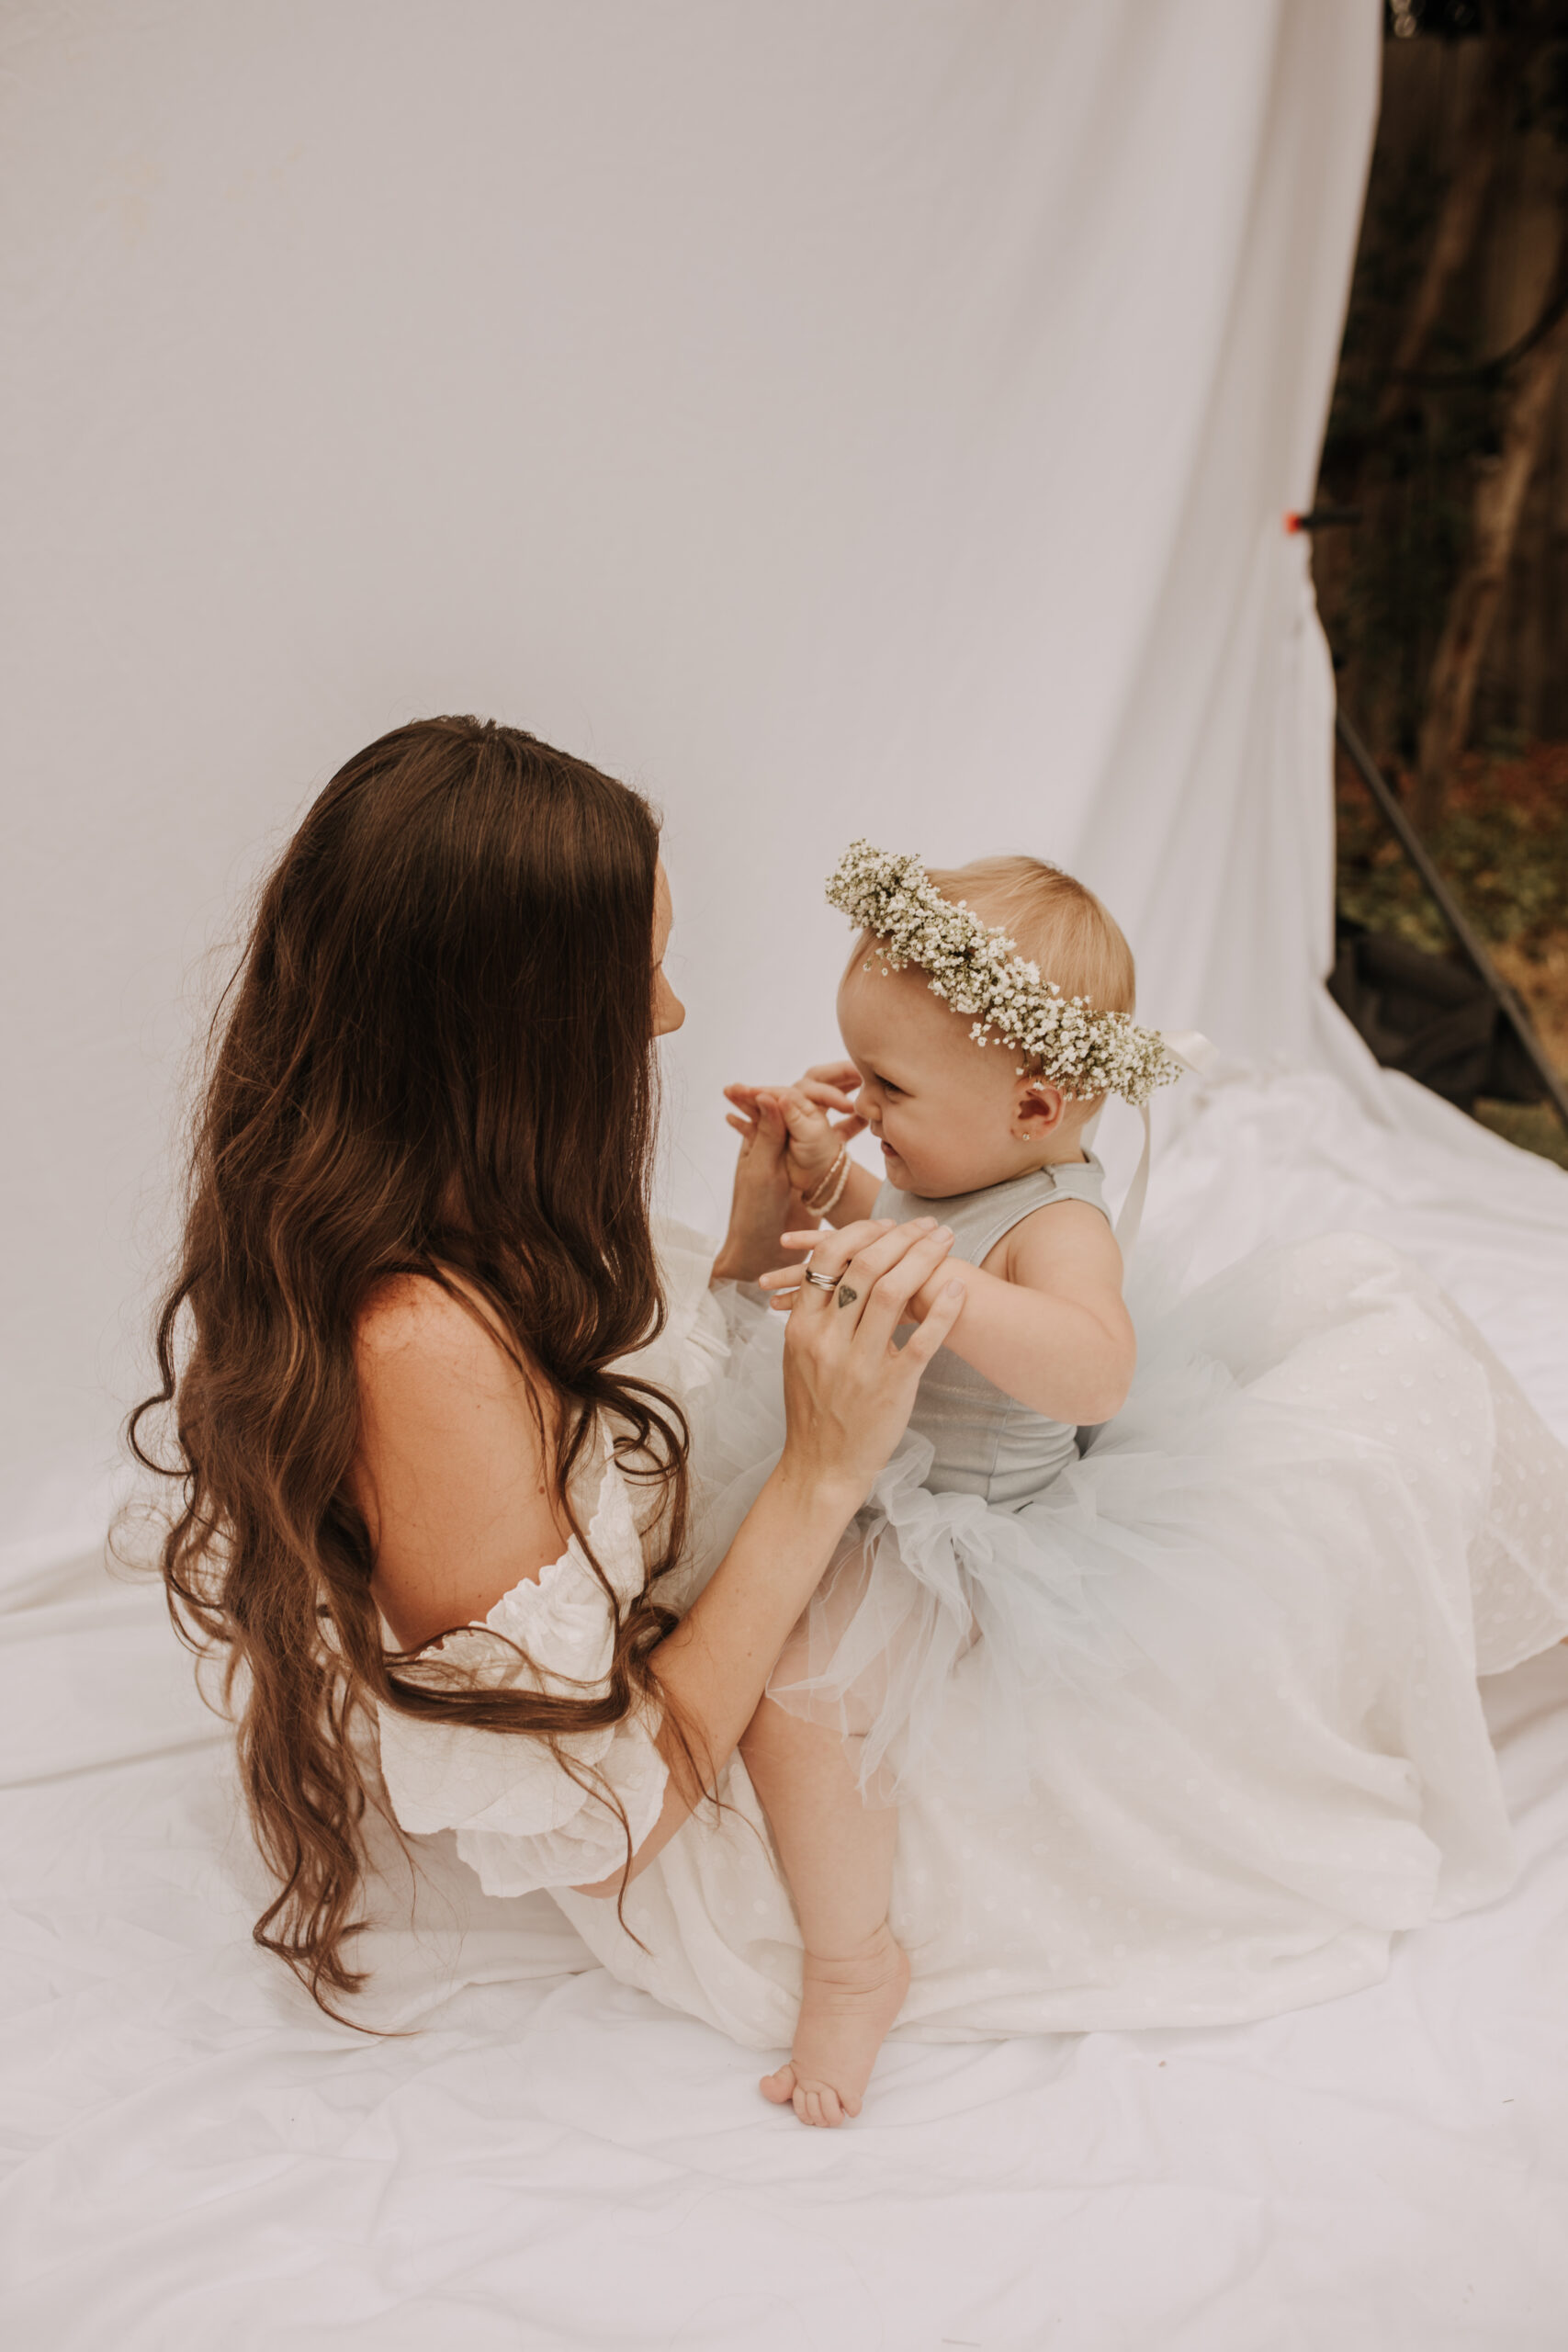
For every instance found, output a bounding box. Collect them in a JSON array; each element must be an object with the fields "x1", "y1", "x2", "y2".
[
  {"x1": 3, "y1": 1583, "x2": 1565, "y2": 2351},
  {"x1": 4, "y1": 1069, "x2": 1567, "y2": 2350}
]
